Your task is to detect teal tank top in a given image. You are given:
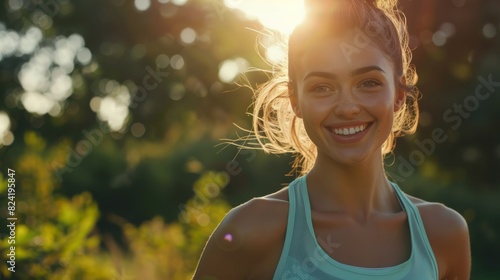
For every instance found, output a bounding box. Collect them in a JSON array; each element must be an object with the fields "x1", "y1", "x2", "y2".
[{"x1": 273, "y1": 176, "x2": 439, "y2": 280}]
